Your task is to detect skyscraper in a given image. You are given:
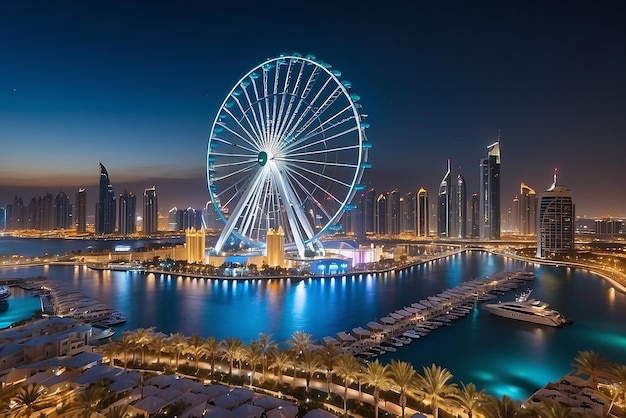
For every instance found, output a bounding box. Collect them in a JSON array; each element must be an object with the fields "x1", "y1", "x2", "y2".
[
  {"x1": 437, "y1": 160, "x2": 452, "y2": 237},
  {"x1": 96, "y1": 162, "x2": 116, "y2": 235},
  {"x1": 54, "y1": 191, "x2": 72, "y2": 230},
  {"x1": 479, "y1": 140, "x2": 501, "y2": 239},
  {"x1": 118, "y1": 190, "x2": 136, "y2": 235},
  {"x1": 387, "y1": 189, "x2": 400, "y2": 236},
  {"x1": 402, "y1": 192, "x2": 415, "y2": 233},
  {"x1": 511, "y1": 196, "x2": 520, "y2": 233},
  {"x1": 364, "y1": 188, "x2": 376, "y2": 234},
  {"x1": 519, "y1": 182, "x2": 537, "y2": 235},
  {"x1": 537, "y1": 172, "x2": 575, "y2": 258},
  {"x1": 75, "y1": 188, "x2": 87, "y2": 233},
  {"x1": 454, "y1": 175, "x2": 467, "y2": 238},
  {"x1": 375, "y1": 193, "x2": 387, "y2": 235},
  {"x1": 416, "y1": 188, "x2": 429, "y2": 237},
  {"x1": 143, "y1": 186, "x2": 158, "y2": 234},
  {"x1": 471, "y1": 193, "x2": 480, "y2": 238}
]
